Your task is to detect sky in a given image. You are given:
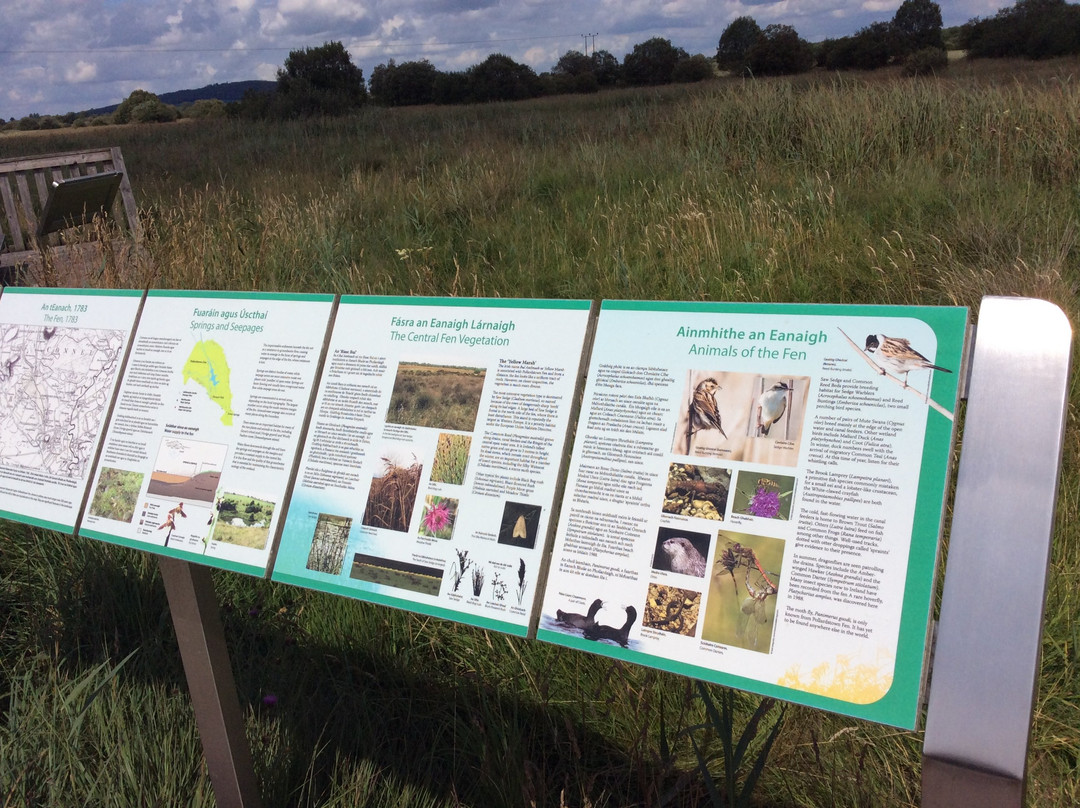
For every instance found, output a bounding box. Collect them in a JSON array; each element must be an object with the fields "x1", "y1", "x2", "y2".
[{"x1": 2, "y1": 0, "x2": 1009, "y2": 121}]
